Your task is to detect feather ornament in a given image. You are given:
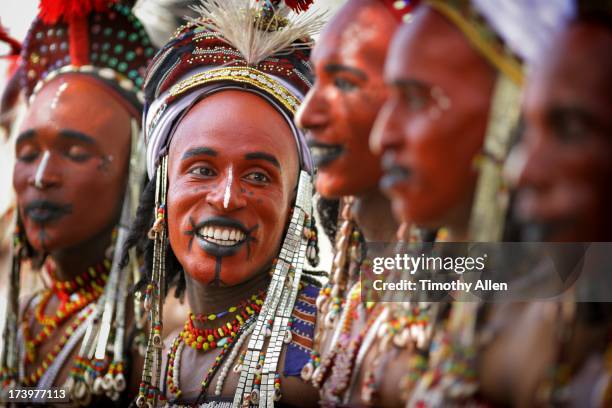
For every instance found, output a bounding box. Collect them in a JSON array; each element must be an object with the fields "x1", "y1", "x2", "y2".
[{"x1": 189, "y1": 0, "x2": 324, "y2": 66}]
